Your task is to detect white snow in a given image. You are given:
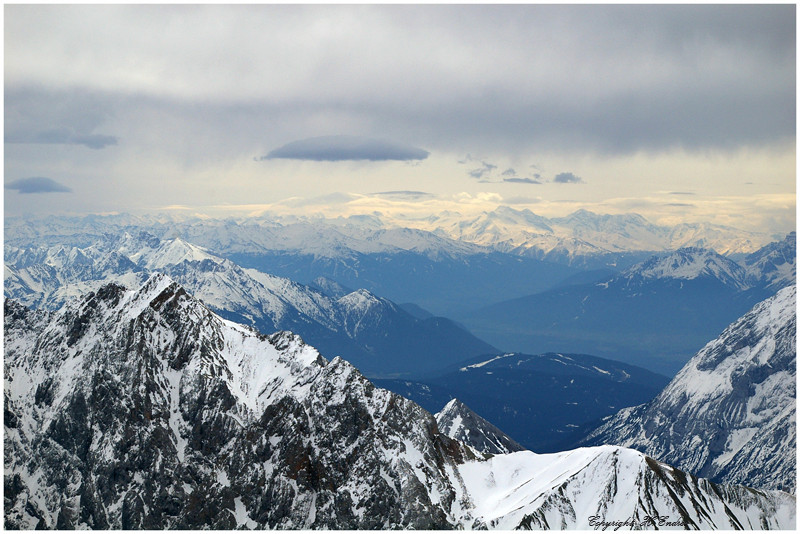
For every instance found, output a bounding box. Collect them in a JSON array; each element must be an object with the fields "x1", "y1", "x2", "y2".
[
  {"x1": 460, "y1": 353, "x2": 515, "y2": 371},
  {"x1": 233, "y1": 498, "x2": 257, "y2": 528}
]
